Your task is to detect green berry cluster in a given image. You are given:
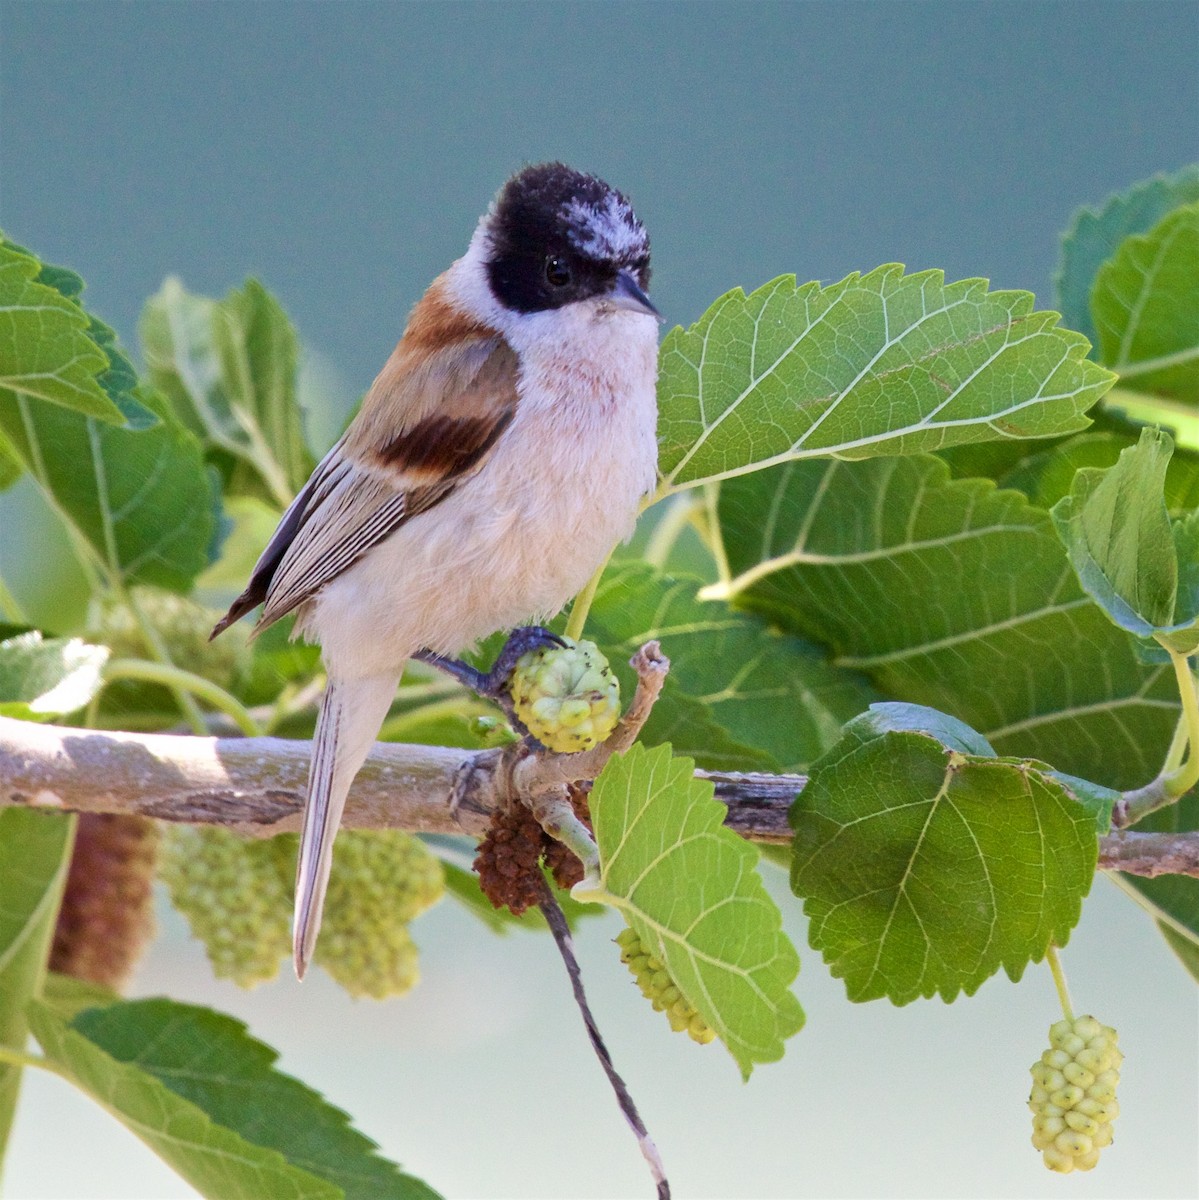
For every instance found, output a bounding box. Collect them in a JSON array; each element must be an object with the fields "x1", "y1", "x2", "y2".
[
  {"x1": 510, "y1": 637, "x2": 621, "y2": 753},
  {"x1": 159, "y1": 825, "x2": 291, "y2": 988},
  {"x1": 161, "y1": 826, "x2": 445, "y2": 998},
  {"x1": 616, "y1": 926, "x2": 715, "y2": 1046},
  {"x1": 1029, "y1": 1015, "x2": 1122, "y2": 1173},
  {"x1": 94, "y1": 588, "x2": 250, "y2": 689},
  {"x1": 310, "y1": 830, "x2": 445, "y2": 1000}
]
